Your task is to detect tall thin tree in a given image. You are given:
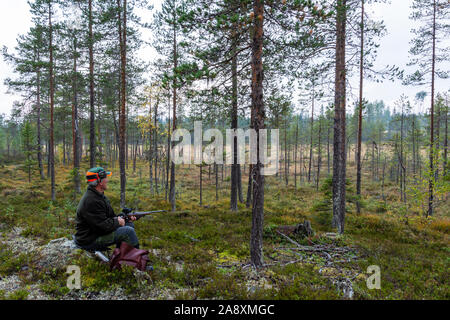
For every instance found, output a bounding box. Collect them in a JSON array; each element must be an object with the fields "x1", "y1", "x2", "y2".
[{"x1": 332, "y1": 0, "x2": 347, "y2": 234}]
